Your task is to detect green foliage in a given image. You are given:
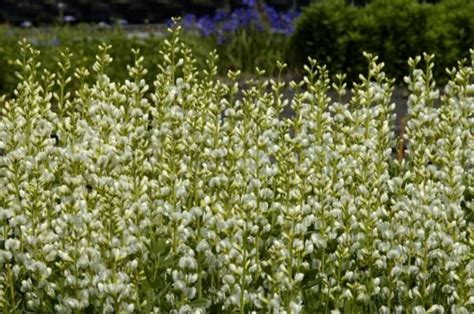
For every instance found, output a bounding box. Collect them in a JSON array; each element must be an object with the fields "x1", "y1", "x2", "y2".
[
  {"x1": 348, "y1": 0, "x2": 432, "y2": 81},
  {"x1": 289, "y1": 0, "x2": 355, "y2": 77},
  {"x1": 0, "y1": 24, "x2": 289, "y2": 95},
  {"x1": 215, "y1": 26, "x2": 290, "y2": 75},
  {"x1": 427, "y1": 0, "x2": 474, "y2": 78},
  {"x1": 0, "y1": 25, "x2": 166, "y2": 94},
  {"x1": 291, "y1": 0, "x2": 474, "y2": 84}
]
